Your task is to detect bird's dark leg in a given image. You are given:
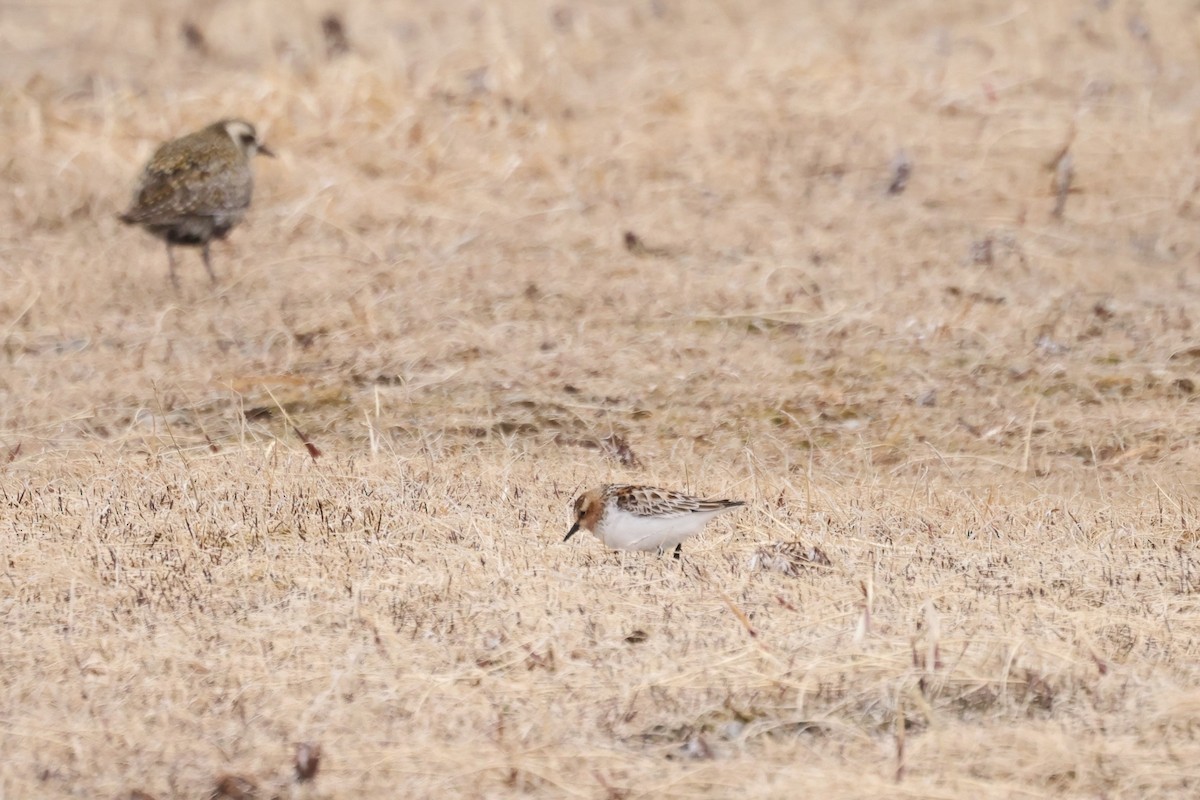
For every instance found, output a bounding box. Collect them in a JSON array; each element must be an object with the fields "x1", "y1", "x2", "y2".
[
  {"x1": 201, "y1": 242, "x2": 218, "y2": 284},
  {"x1": 166, "y1": 244, "x2": 180, "y2": 289},
  {"x1": 673, "y1": 543, "x2": 682, "y2": 560}
]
